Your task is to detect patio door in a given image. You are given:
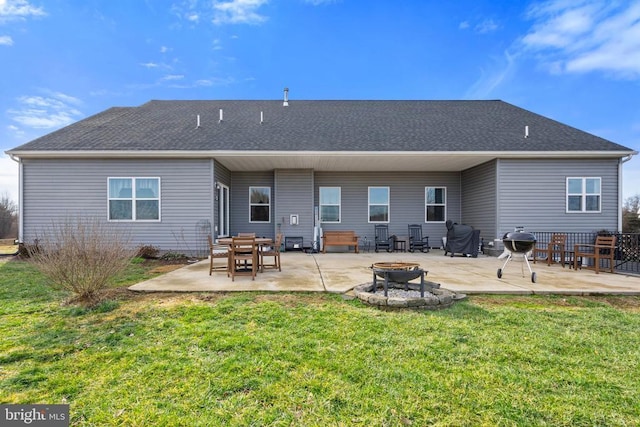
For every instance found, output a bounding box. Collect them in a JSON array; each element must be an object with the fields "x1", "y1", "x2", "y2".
[{"x1": 217, "y1": 183, "x2": 230, "y2": 237}]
